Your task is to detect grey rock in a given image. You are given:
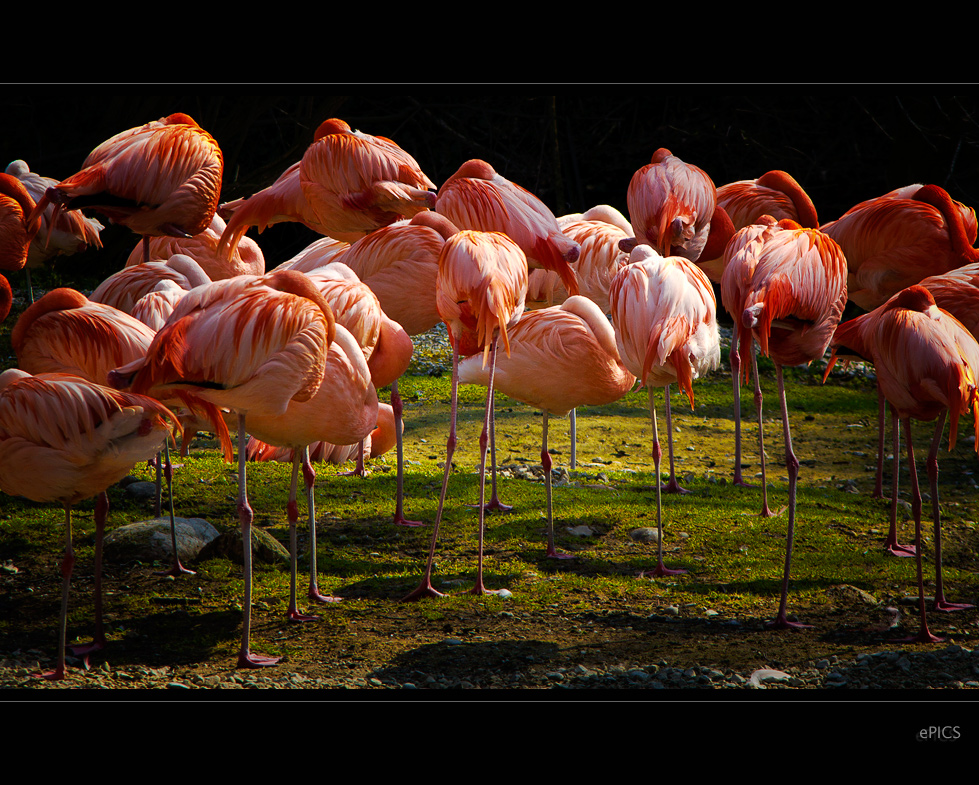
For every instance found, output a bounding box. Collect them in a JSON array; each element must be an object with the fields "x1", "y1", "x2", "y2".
[{"x1": 104, "y1": 517, "x2": 220, "y2": 564}]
